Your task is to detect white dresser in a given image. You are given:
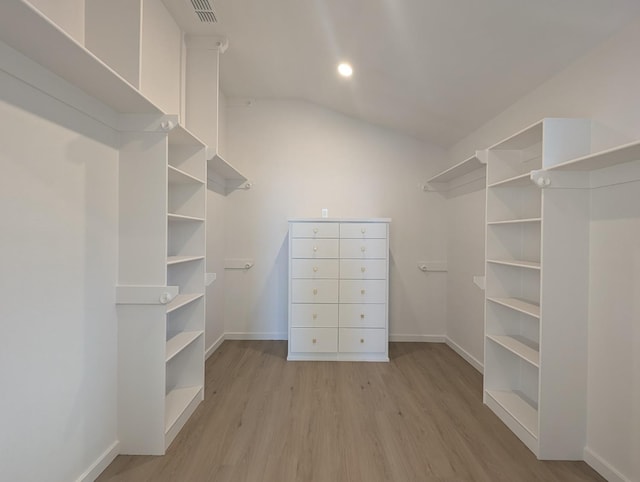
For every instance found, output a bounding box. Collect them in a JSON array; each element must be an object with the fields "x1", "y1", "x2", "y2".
[{"x1": 288, "y1": 218, "x2": 391, "y2": 362}]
